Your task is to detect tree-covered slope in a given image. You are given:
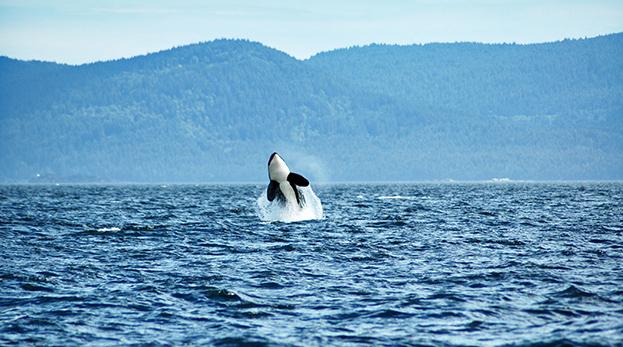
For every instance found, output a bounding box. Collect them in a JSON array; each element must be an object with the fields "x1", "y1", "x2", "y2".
[
  {"x1": 1, "y1": 35, "x2": 622, "y2": 182},
  {"x1": 305, "y1": 33, "x2": 623, "y2": 181},
  {"x1": 0, "y1": 40, "x2": 364, "y2": 181},
  {"x1": 308, "y1": 35, "x2": 623, "y2": 122}
]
